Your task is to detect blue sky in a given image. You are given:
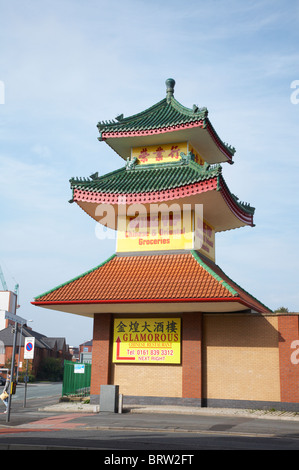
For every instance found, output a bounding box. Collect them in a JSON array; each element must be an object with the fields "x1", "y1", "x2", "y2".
[{"x1": 0, "y1": 0, "x2": 298, "y2": 346}]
